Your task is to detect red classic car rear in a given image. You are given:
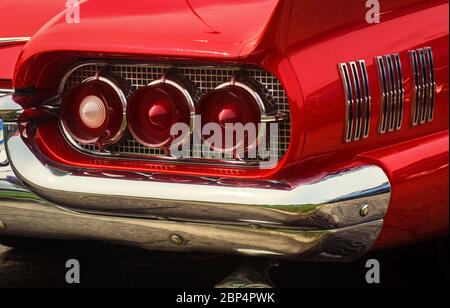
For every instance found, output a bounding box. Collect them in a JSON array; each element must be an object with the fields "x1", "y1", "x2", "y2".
[{"x1": 0, "y1": 0, "x2": 448, "y2": 264}]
